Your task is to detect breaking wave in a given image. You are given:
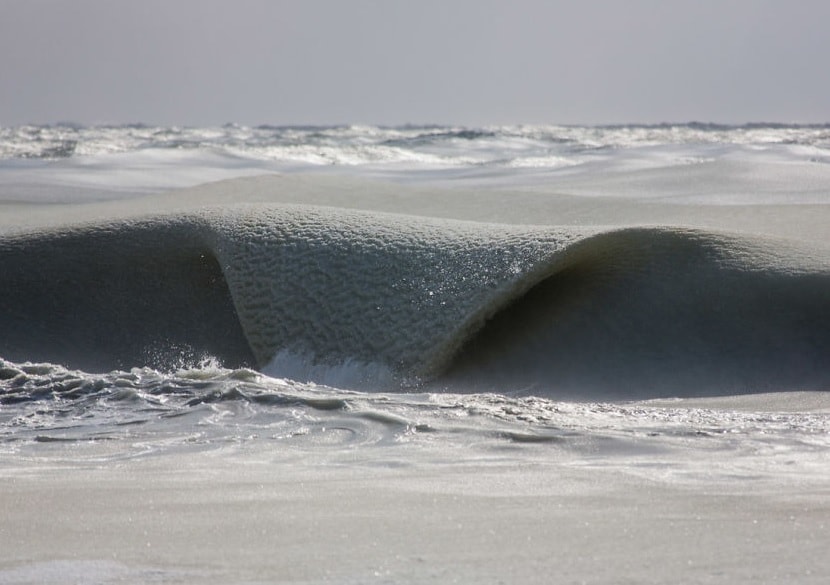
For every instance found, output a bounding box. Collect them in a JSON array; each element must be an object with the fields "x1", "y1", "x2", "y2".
[{"x1": 1, "y1": 203, "x2": 828, "y2": 400}]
